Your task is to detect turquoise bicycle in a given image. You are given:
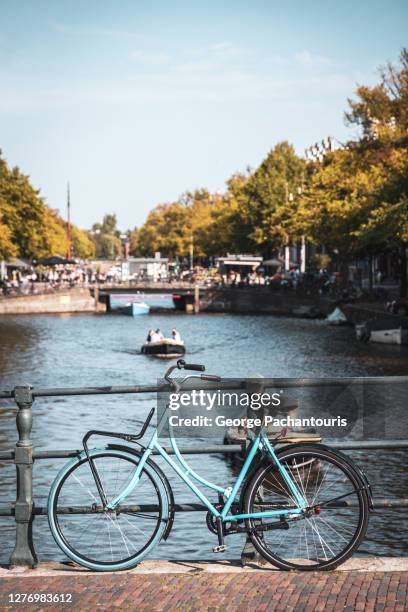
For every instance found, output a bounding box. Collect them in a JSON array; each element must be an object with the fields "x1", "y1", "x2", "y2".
[{"x1": 48, "y1": 361, "x2": 372, "y2": 571}]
